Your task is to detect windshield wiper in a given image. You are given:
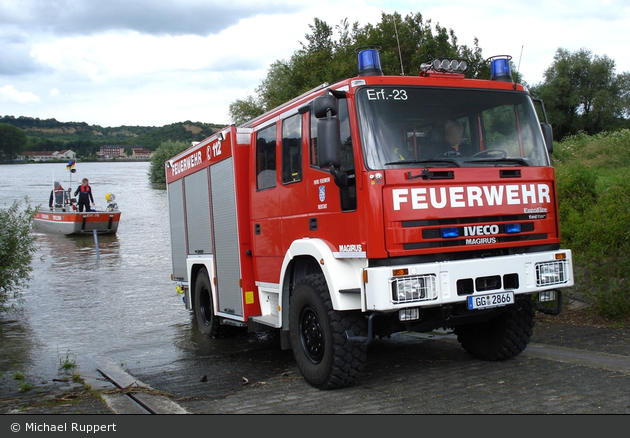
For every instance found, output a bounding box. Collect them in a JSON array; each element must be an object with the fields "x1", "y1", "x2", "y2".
[
  {"x1": 384, "y1": 159, "x2": 461, "y2": 168},
  {"x1": 464, "y1": 158, "x2": 530, "y2": 167}
]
